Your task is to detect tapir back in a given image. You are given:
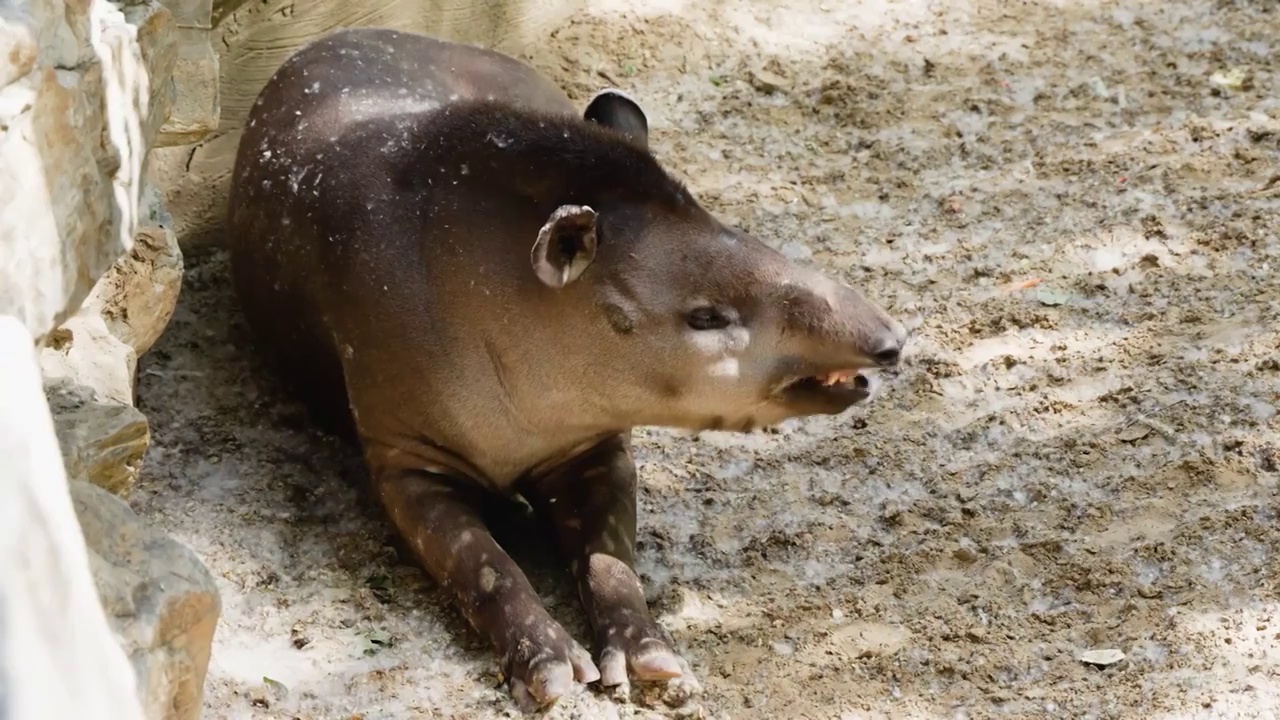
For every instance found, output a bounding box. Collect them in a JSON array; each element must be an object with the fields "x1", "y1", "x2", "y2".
[
  {"x1": 229, "y1": 29, "x2": 586, "y2": 330},
  {"x1": 228, "y1": 25, "x2": 578, "y2": 281}
]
